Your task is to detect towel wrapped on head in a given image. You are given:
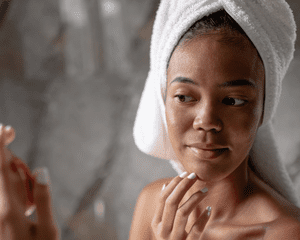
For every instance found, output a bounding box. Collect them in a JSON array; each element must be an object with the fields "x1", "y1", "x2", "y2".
[{"x1": 133, "y1": 0, "x2": 299, "y2": 207}]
